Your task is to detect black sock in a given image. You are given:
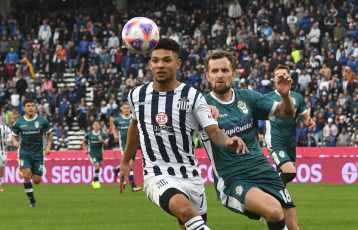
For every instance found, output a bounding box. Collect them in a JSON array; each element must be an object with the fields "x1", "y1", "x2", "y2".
[
  {"x1": 94, "y1": 169, "x2": 99, "y2": 182},
  {"x1": 267, "y1": 218, "x2": 286, "y2": 230},
  {"x1": 24, "y1": 182, "x2": 36, "y2": 203},
  {"x1": 129, "y1": 170, "x2": 136, "y2": 187},
  {"x1": 114, "y1": 167, "x2": 120, "y2": 175}
]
